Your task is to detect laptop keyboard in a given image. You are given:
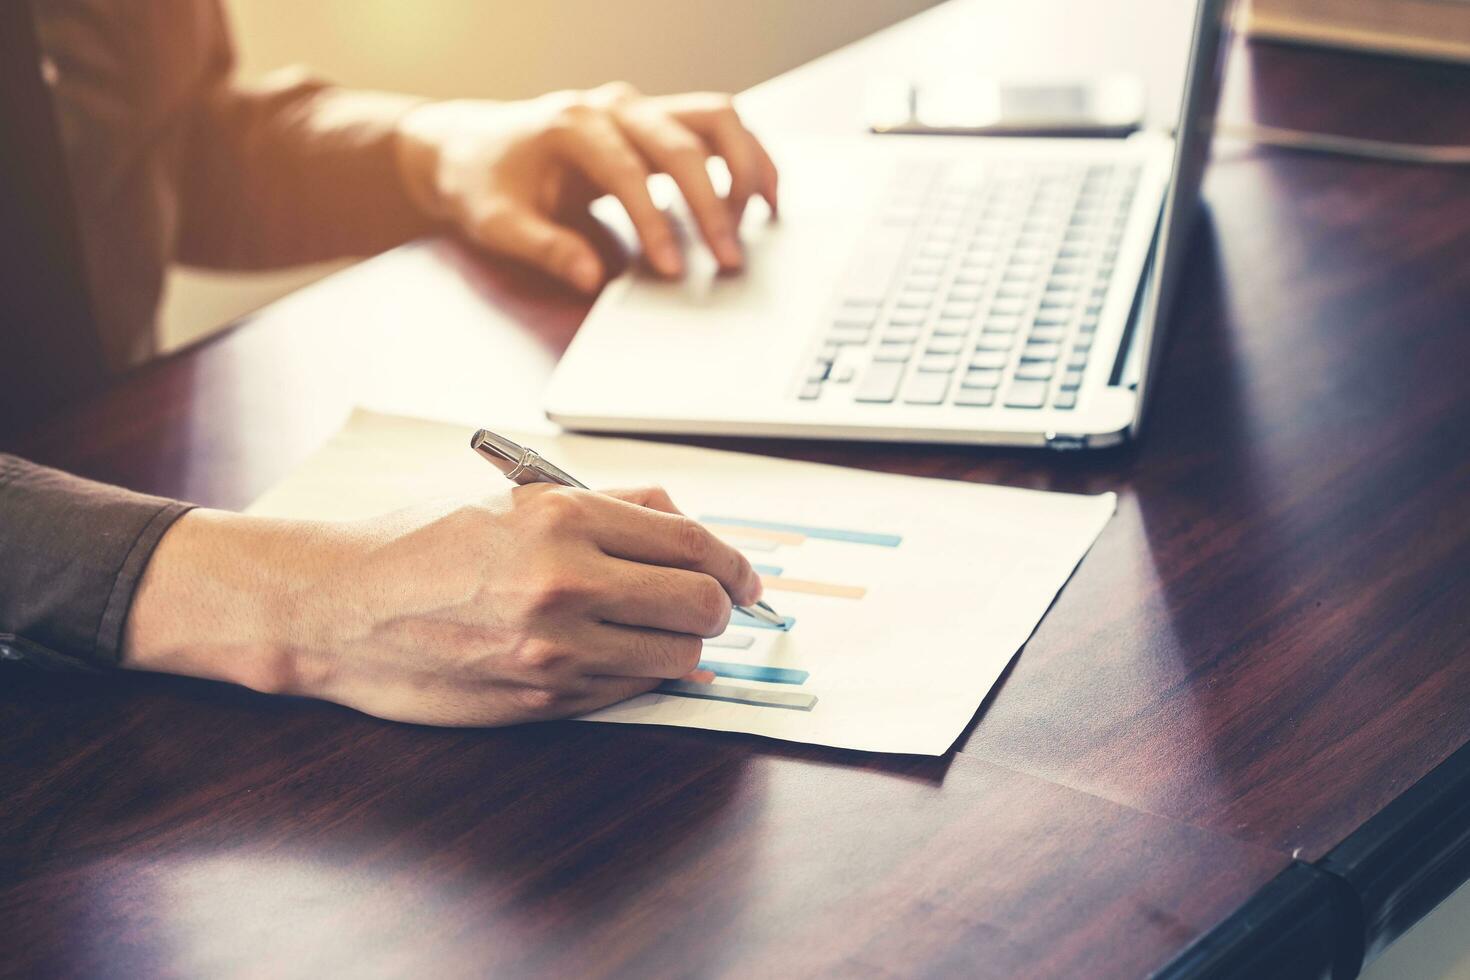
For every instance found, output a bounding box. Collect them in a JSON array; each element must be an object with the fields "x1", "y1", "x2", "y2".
[{"x1": 799, "y1": 159, "x2": 1141, "y2": 411}]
